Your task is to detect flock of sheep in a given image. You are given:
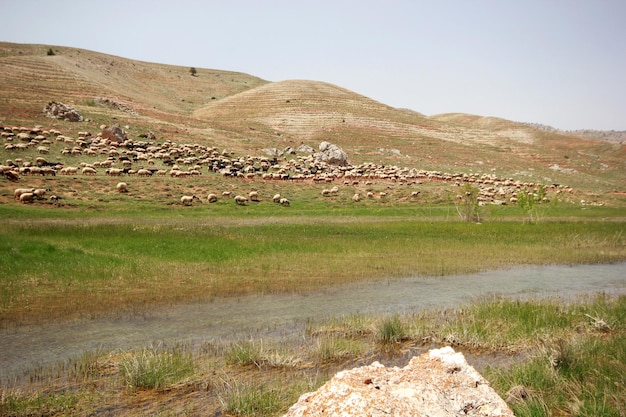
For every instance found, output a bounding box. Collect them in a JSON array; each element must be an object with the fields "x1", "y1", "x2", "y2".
[
  {"x1": 177, "y1": 191, "x2": 290, "y2": 207},
  {"x1": 1, "y1": 122, "x2": 570, "y2": 207}
]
